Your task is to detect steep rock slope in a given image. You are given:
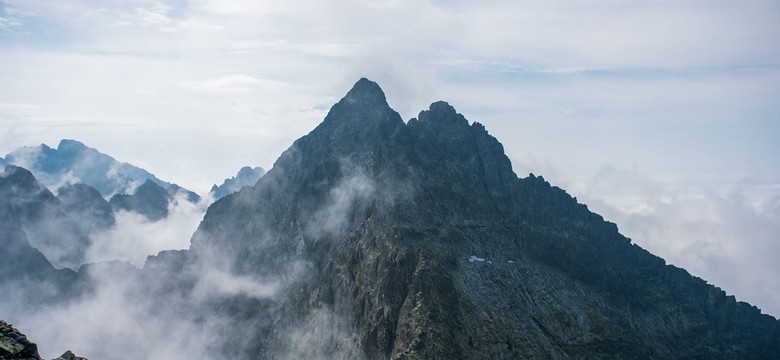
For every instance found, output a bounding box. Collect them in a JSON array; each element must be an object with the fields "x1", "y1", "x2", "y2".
[
  {"x1": 180, "y1": 79, "x2": 779, "y2": 358},
  {"x1": 186, "y1": 78, "x2": 780, "y2": 359}
]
